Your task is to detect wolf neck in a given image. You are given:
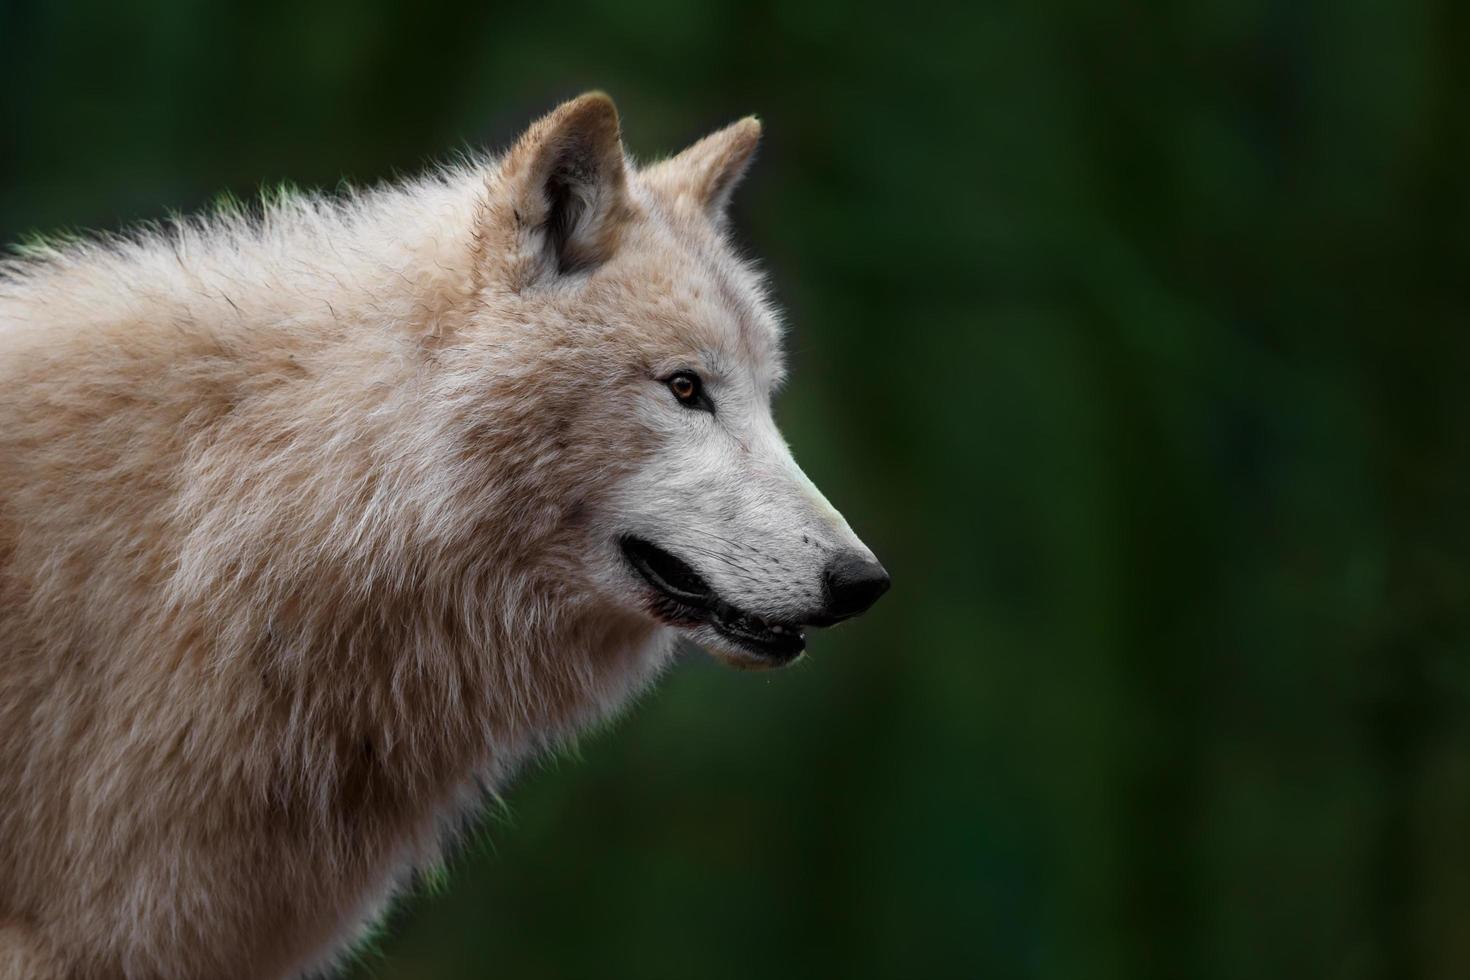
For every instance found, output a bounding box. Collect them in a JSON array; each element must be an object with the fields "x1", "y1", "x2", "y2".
[
  {"x1": 194, "y1": 489, "x2": 672, "y2": 842},
  {"x1": 182, "y1": 377, "x2": 665, "y2": 835},
  {"x1": 251, "y1": 573, "x2": 666, "y2": 819}
]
